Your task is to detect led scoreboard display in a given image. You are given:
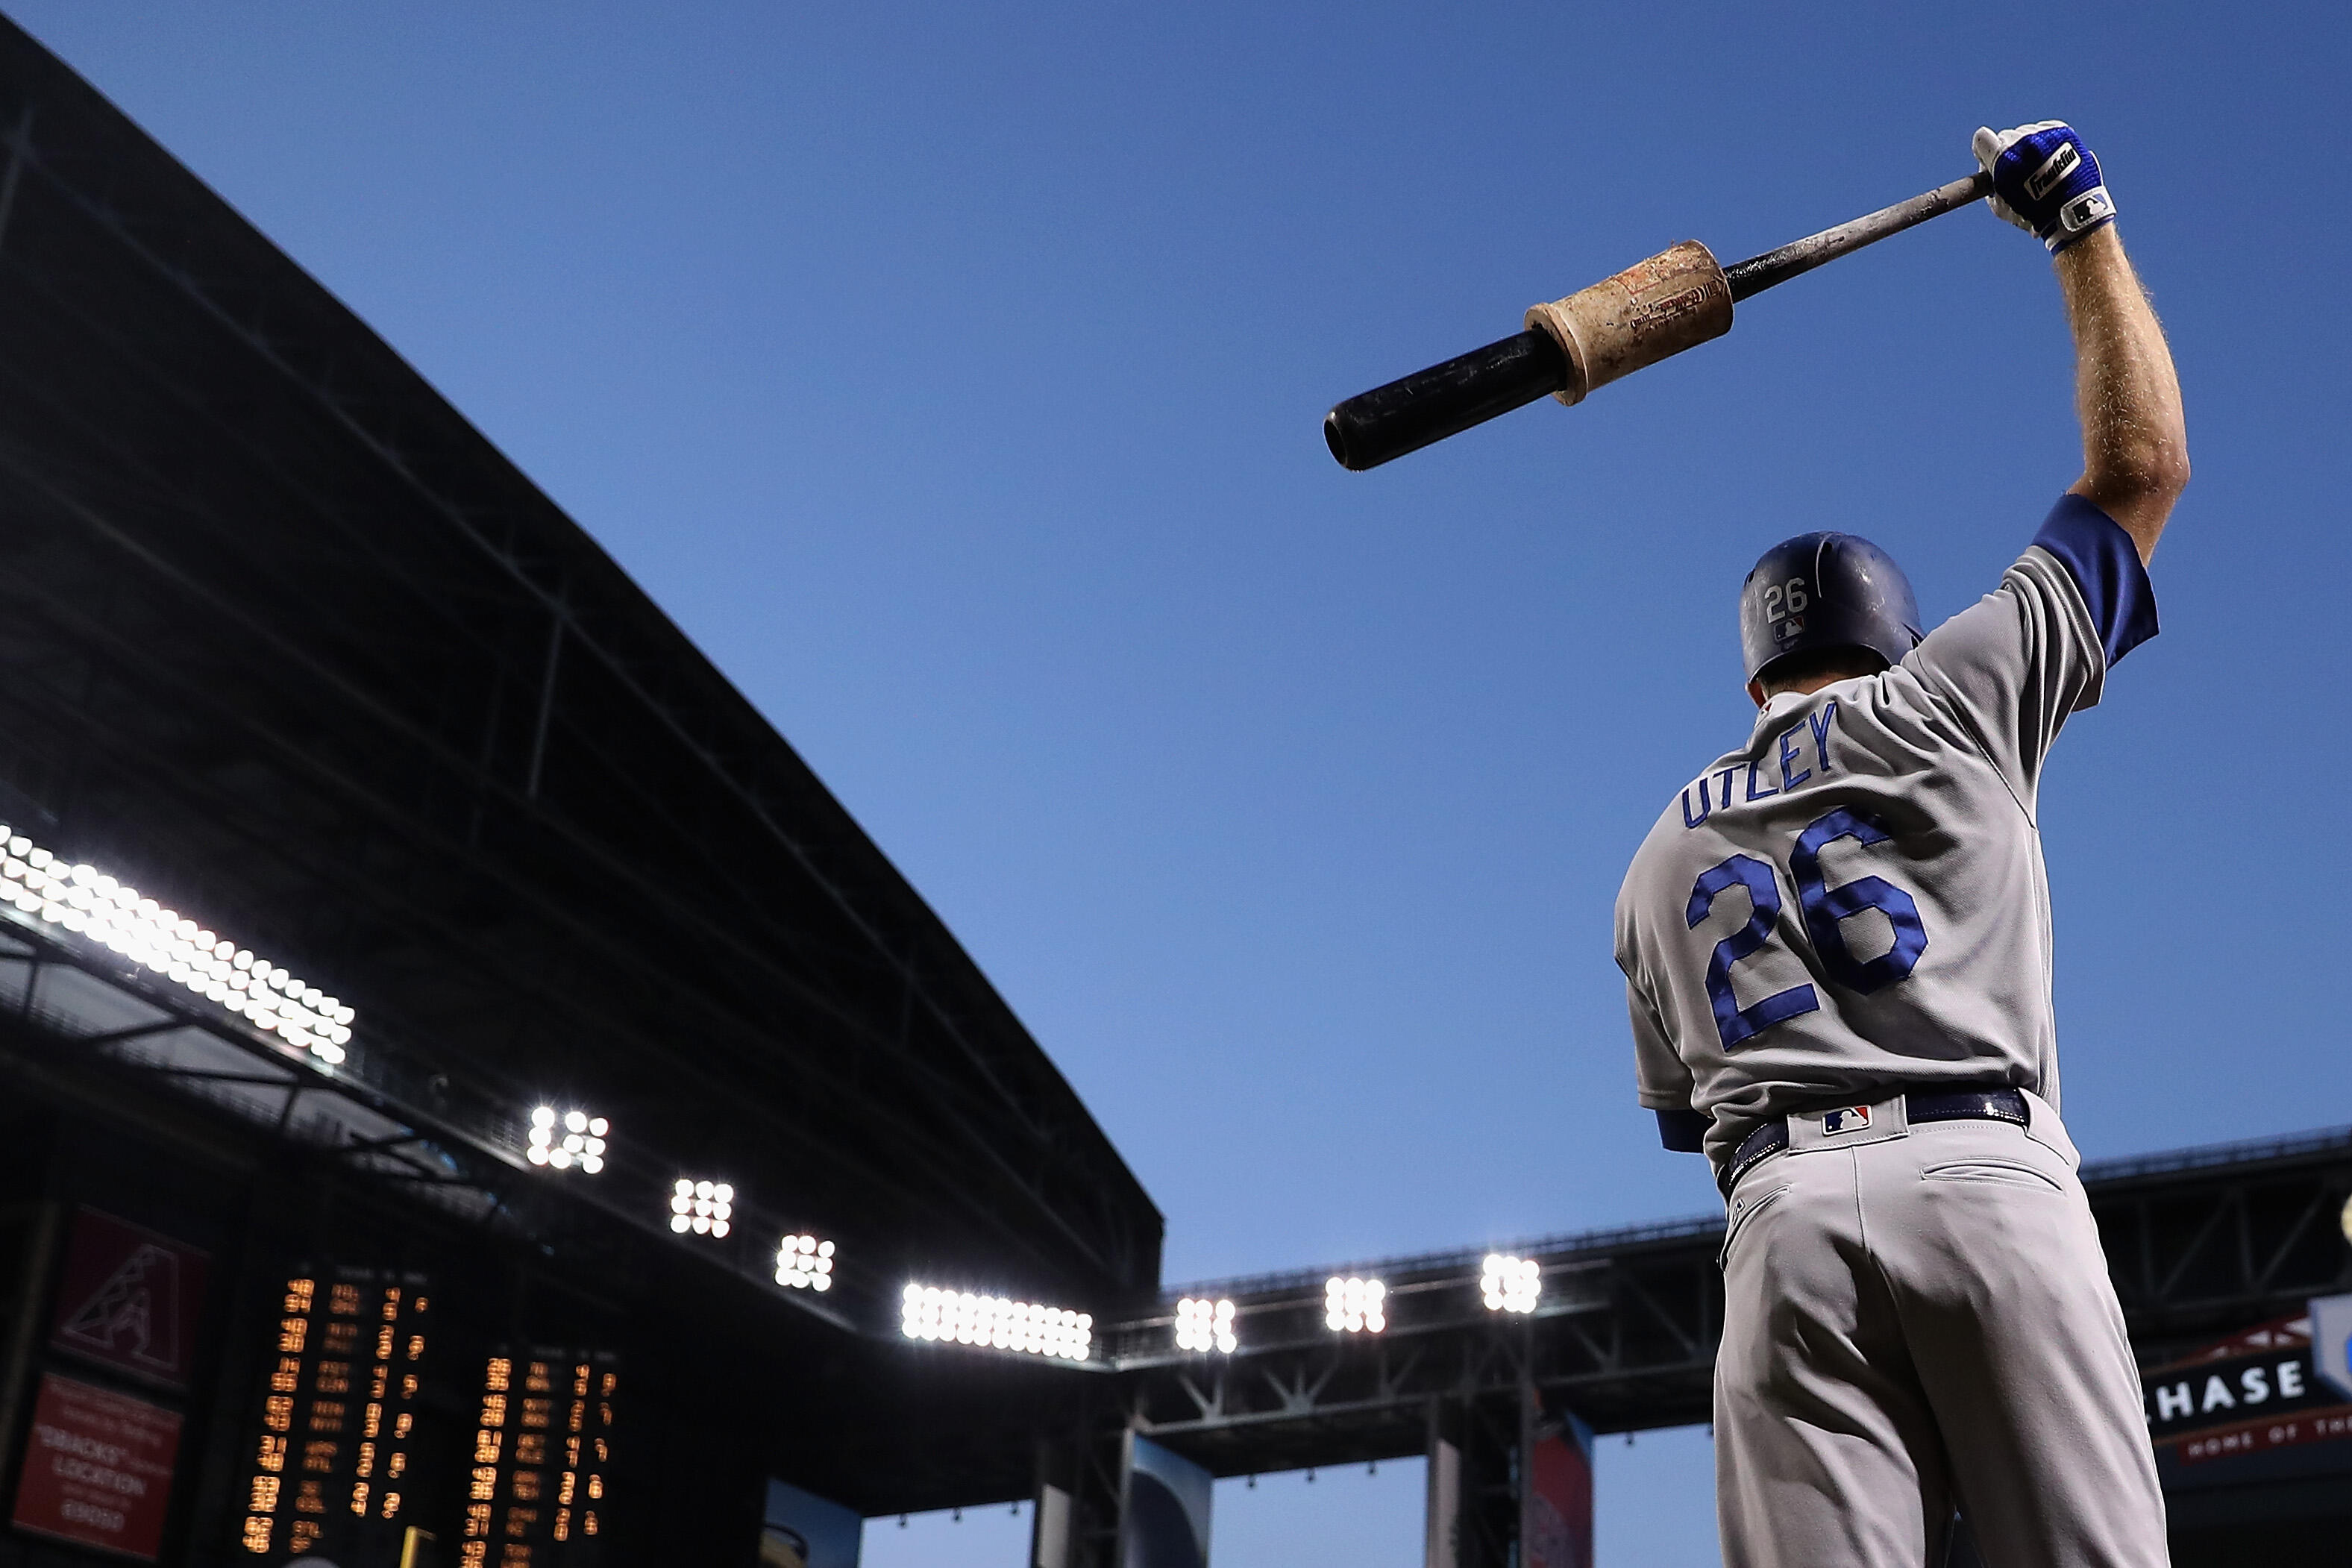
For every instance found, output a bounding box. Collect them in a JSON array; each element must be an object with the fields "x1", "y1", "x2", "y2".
[
  {"x1": 464, "y1": 1349, "x2": 618, "y2": 1566},
  {"x1": 236, "y1": 1268, "x2": 430, "y2": 1563},
  {"x1": 228, "y1": 1265, "x2": 621, "y2": 1561}
]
